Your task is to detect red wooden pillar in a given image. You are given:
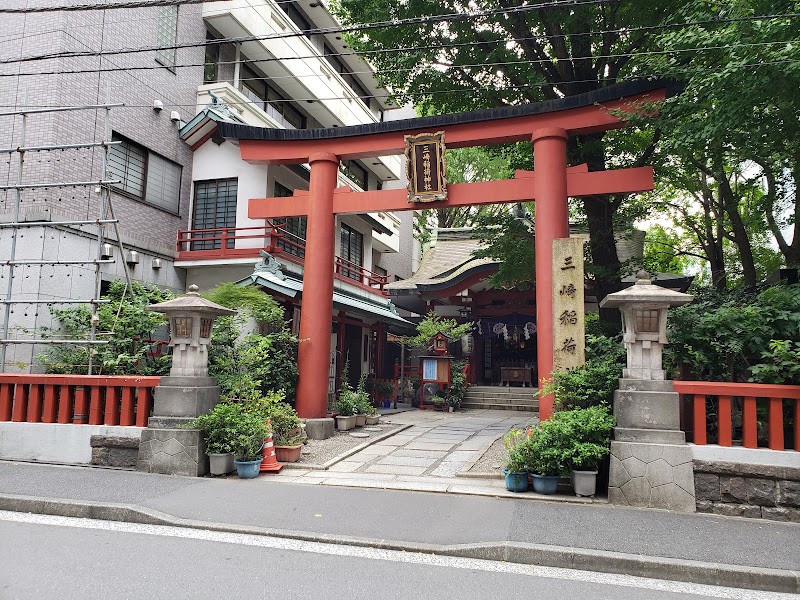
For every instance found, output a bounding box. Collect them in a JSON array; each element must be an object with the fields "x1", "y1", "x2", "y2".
[
  {"x1": 295, "y1": 152, "x2": 339, "y2": 419},
  {"x1": 0, "y1": 382, "x2": 13, "y2": 421},
  {"x1": 532, "y1": 127, "x2": 569, "y2": 421},
  {"x1": 742, "y1": 396, "x2": 757, "y2": 448},
  {"x1": 42, "y1": 385, "x2": 58, "y2": 423}
]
